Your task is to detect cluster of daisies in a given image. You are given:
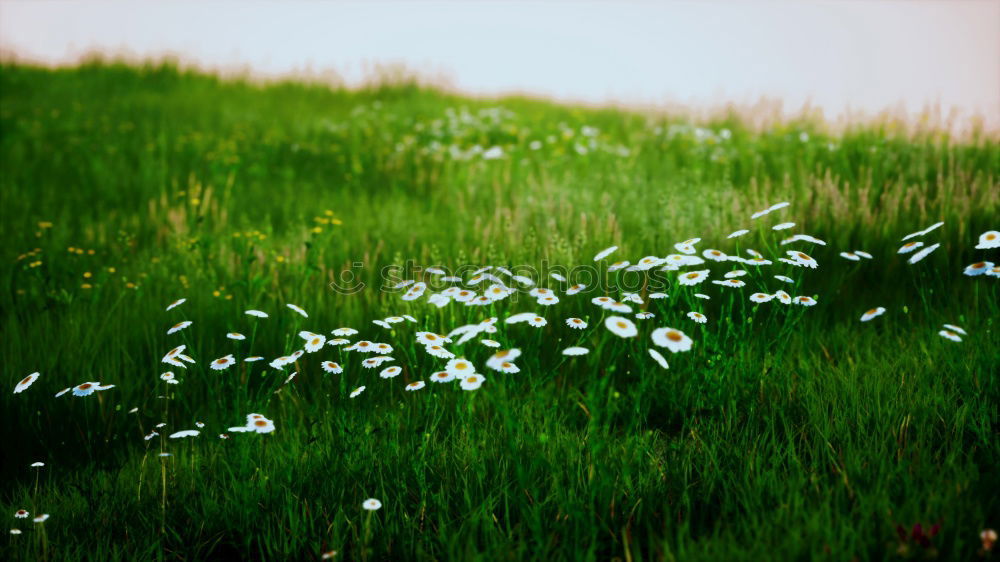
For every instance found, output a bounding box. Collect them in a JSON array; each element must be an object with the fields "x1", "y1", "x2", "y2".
[{"x1": 10, "y1": 463, "x2": 49, "y2": 535}]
